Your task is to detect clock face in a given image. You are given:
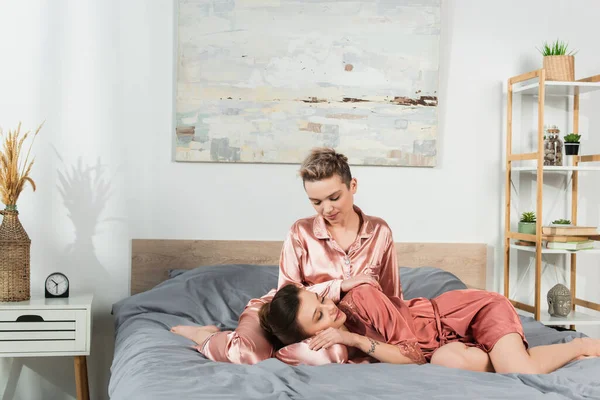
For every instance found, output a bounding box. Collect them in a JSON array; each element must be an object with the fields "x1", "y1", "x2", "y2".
[{"x1": 45, "y1": 273, "x2": 69, "y2": 296}]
